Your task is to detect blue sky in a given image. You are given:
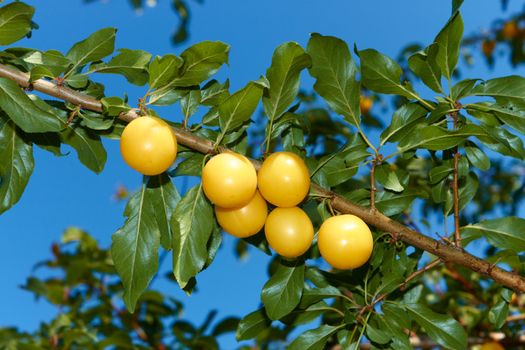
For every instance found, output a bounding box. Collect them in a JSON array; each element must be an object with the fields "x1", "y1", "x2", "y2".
[{"x1": 0, "y1": 0, "x2": 523, "y2": 347}]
